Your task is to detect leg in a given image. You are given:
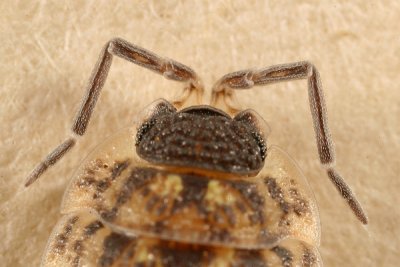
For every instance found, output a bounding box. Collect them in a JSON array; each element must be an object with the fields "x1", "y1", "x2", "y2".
[
  {"x1": 25, "y1": 38, "x2": 203, "y2": 187},
  {"x1": 211, "y1": 61, "x2": 368, "y2": 224}
]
